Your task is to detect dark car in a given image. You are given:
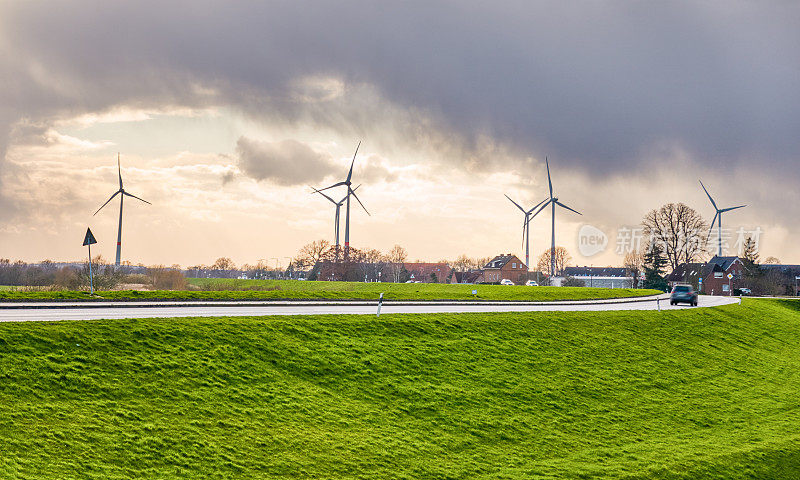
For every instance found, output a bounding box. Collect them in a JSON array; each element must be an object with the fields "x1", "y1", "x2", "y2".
[{"x1": 670, "y1": 285, "x2": 698, "y2": 306}]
